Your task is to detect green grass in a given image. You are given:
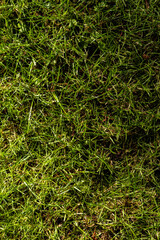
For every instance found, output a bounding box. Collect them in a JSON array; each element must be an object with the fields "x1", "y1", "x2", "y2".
[{"x1": 0, "y1": 0, "x2": 160, "y2": 239}]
